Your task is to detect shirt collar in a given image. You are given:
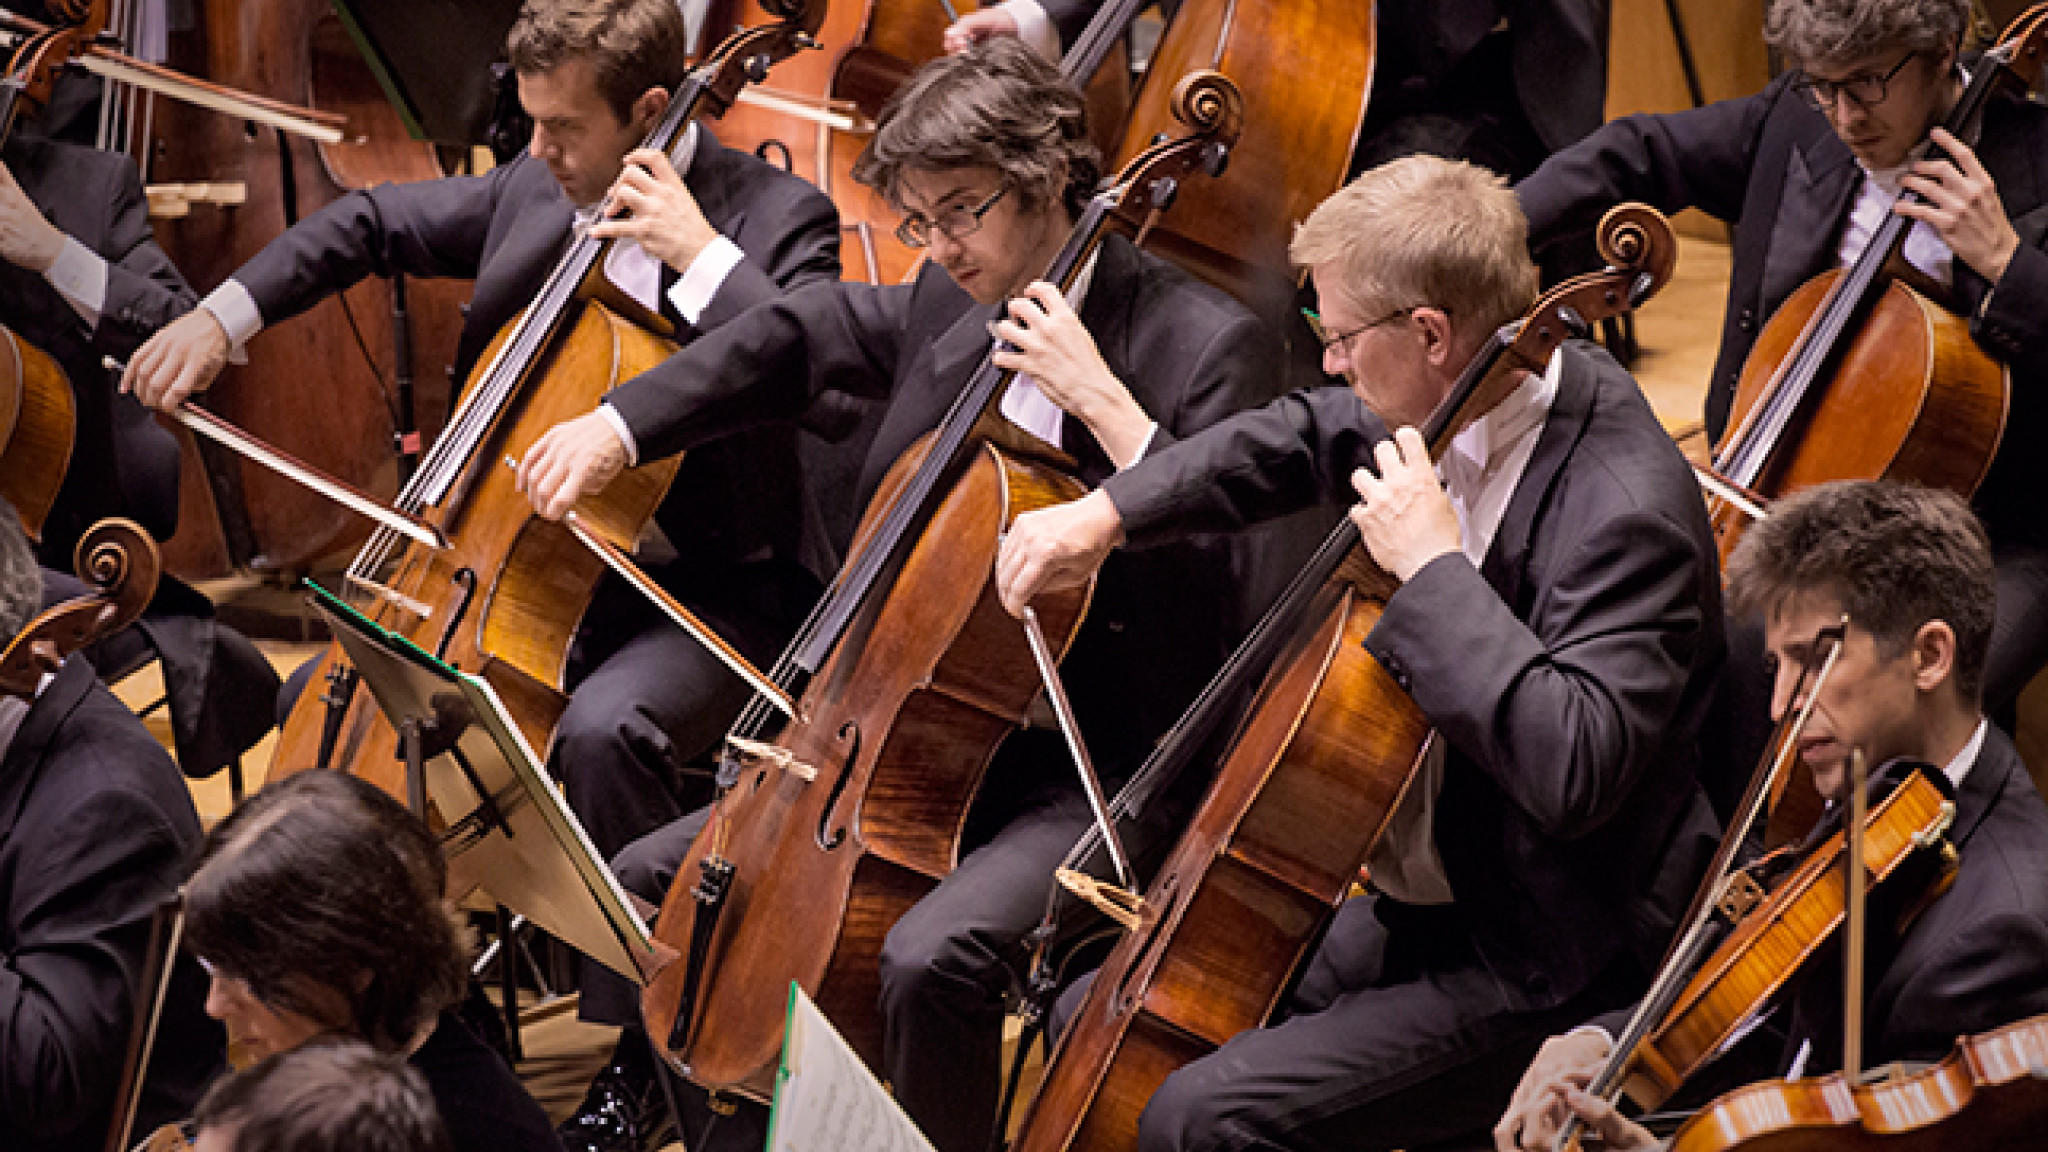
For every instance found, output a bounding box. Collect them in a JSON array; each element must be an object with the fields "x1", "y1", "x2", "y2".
[{"x1": 1942, "y1": 716, "x2": 1989, "y2": 789}]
